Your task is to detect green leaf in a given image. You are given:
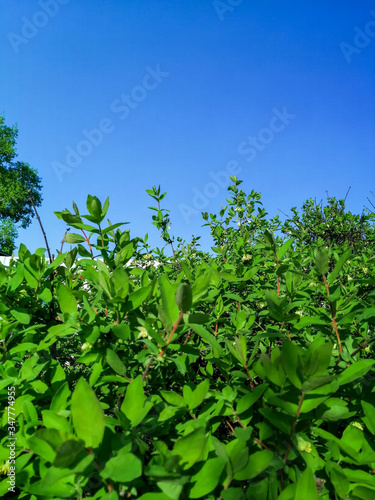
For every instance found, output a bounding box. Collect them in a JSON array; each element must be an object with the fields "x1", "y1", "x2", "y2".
[
  {"x1": 315, "y1": 247, "x2": 329, "y2": 275},
  {"x1": 282, "y1": 340, "x2": 303, "y2": 389},
  {"x1": 337, "y1": 360, "x2": 375, "y2": 386},
  {"x1": 328, "y1": 249, "x2": 351, "y2": 284},
  {"x1": 233, "y1": 450, "x2": 273, "y2": 480},
  {"x1": 64, "y1": 233, "x2": 86, "y2": 244},
  {"x1": 295, "y1": 467, "x2": 319, "y2": 500},
  {"x1": 121, "y1": 376, "x2": 152, "y2": 427},
  {"x1": 236, "y1": 384, "x2": 268, "y2": 414},
  {"x1": 50, "y1": 382, "x2": 71, "y2": 412},
  {"x1": 106, "y1": 349, "x2": 127, "y2": 376},
  {"x1": 10, "y1": 308, "x2": 30, "y2": 324},
  {"x1": 318, "y1": 405, "x2": 349, "y2": 421},
  {"x1": 183, "y1": 379, "x2": 210, "y2": 410},
  {"x1": 186, "y1": 313, "x2": 210, "y2": 324},
  {"x1": 175, "y1": 282, "x2": 192, "y2": 312},
  {"x1": 173, "y1": 426, "x2": 207, "y2": 470},
  {"x1": 192, "y1": 271, "x2": 211, "y2": 303},
  {"x1": 101, "y1": 449, "x2": 142, "y2": 483},
  {"x1": 234, "y1": 336, "x2": 247, "y2": 365},
  {"x1": 126, "y1": 285, "x2": 151, "y2": 311},
  {"x1": 265, "y1": 290, "x2": 284, "y2": 322},
  {"x1": 86, "y1": 194, "x2": 102, "y2": 221},
  {"x1": 301, "y1": 375, "x2": 334, "y2": 393},
  {"x1": 304, "y1": 341, "x2": 332, "y2": 377},
  {"x1": 42, "y1": 410, "x2": 71, "y2": 433},
  {"x1": 28, "y1": 433, "x2": 57, "y2": 463},
  {"x1": 53, "y1": 439, "x2": 85, "y2": 468},
  {"x1": 160, "y1": 390, "x2": 186, "y2": 407},
  {"x1": 101, "y1": 197, "x2": 110, "y2": 219},
  {"x1": 190, "y1": 458, "x2": 227, "y2": 498},
  {"x1": 71, "y1": 378, "x2": 105, "y2": 448},
  {"x1": 191, "y1": 324, "x2": 223, "y2": 357},
  {"x1": 158, "y1": 275, "x2": 179, "y2": 326},
  {"x1": 112, "y1": 323, "x2": 131, "y2": 341},
  {"x1": 111, "y1": 267, "x2": 129, "y2": 298},
  {"x1": 56, "y1": 283, "x2": 77, "y2": 315},
  {"x1": 362, "y1": 401, "x2": 375, "y2": 435},
  {"x1": 43, "y1": 323, "x2": 77, "y2": 343},
  {"x1": 263, "y1": 229, "x2": 276, "y2": 251},
  {"x1": 276, "y1": 238, "x2": 294, "y2": 260}
]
